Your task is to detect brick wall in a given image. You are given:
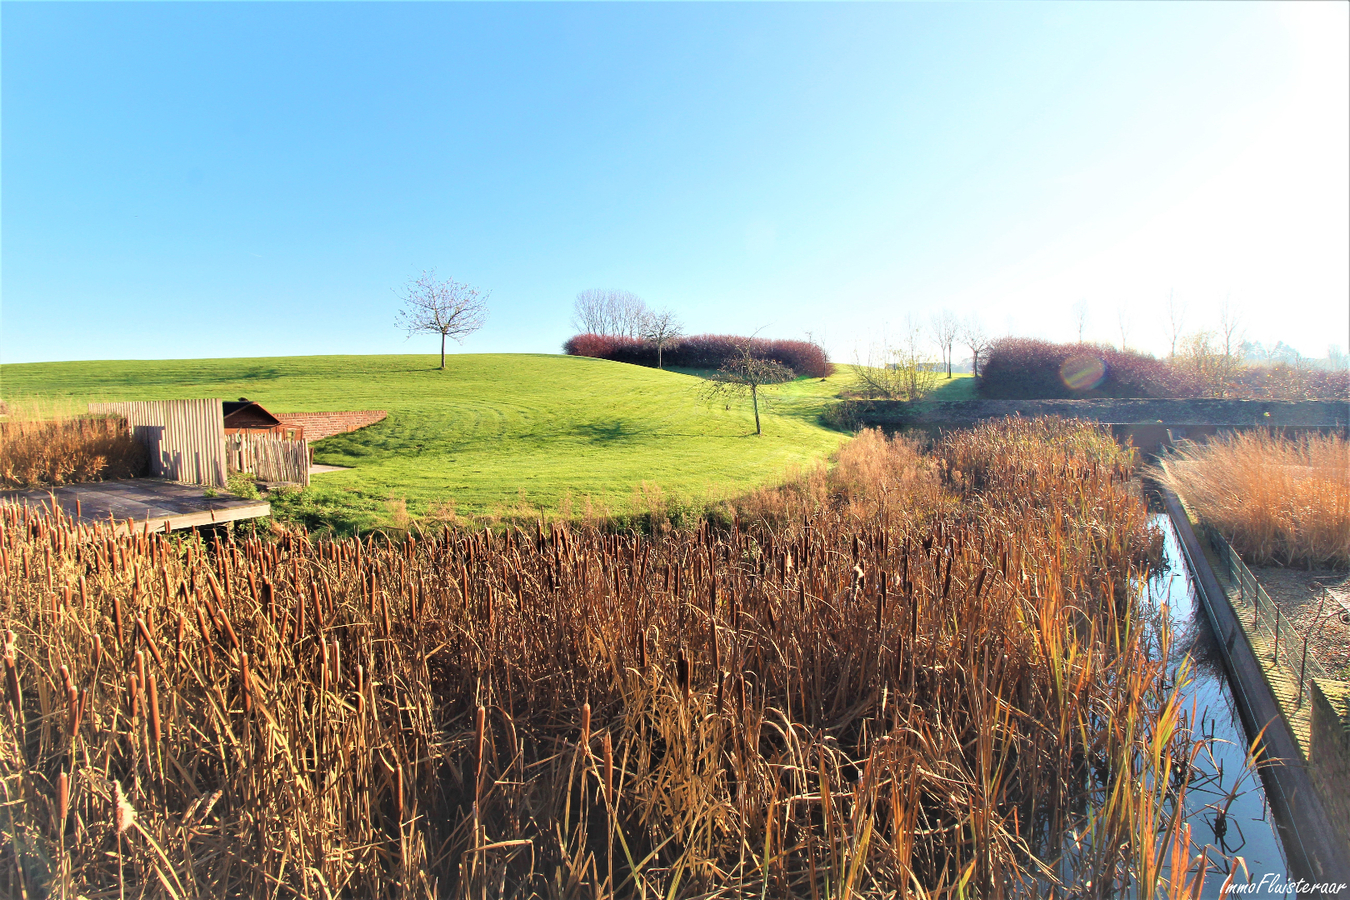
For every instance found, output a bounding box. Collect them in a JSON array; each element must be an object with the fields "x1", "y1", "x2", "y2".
[
  {"x1": 276, "y1": 411, "x2": 387, "y2": 442},
  {"x1": 1310, "y1": 679, "x2": 1350, "y2": 855}
]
